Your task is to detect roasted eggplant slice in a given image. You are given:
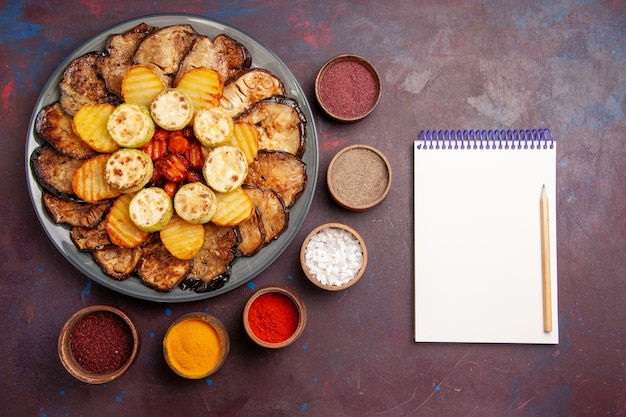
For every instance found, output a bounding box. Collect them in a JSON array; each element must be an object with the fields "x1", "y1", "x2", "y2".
[
  {"x1": 30, "y1": 146, "x2": 83, "y2": 199},
  {"x1": 219, "y1": 69, "x2": 285, "y2": 118},
  {"x1": 70, "y1": 220, "x2": 111, "y2": 251},
  {"x1": 43, "y1": 191, "x2": 111, "y2": 227},
  {"x1": 181, "y1": 223, "x2": 238, "y2": 293},
  {"x1": 137, "y1": 237, "x2": 192, "y2": 291},
  {"x1": 96, "y1": 23, "x2": 154, "y2": 95},
  {"x1": 134, "y1": 24, "x2": 198, "y2": 75},
  {"x1": 59, "y1": 52, "x2": 121, "y2": 116},
  {"x1": 236, "y1": 96, "x2": 307, "y2": 157},
  {"x1": 92, "y1": 245, "x2": 142, "y2": 280},
  {"x1": 234, "y1": 207, "x2": 265, "y2": 256},
  {"x1": 35, "y1": 102, "x2": 99, "y2": 159},
  {"x1": 243, "y1": 185, "x2": 288, "y2": 244},
  {"x1": 173, "y1": 34, "x2": 251, "y2": 86},
  {"x1": 244, "y1": 150, "x2": 307, "y2": 208}
]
